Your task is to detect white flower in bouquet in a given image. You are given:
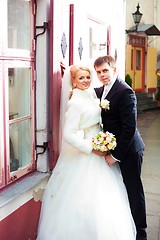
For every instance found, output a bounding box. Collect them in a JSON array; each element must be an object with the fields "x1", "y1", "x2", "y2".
[
  {"x1": 99, "y1": 99, "x2": 110, "y2": 110},
  {"x1": 92, "y1": 131, "x2": 117, "y2": 152}
]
